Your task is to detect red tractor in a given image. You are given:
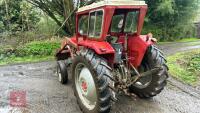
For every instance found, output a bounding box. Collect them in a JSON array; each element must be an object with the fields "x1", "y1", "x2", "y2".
[{"x1": 56, "y1": 0, "x2": 168, "y2": 113}]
